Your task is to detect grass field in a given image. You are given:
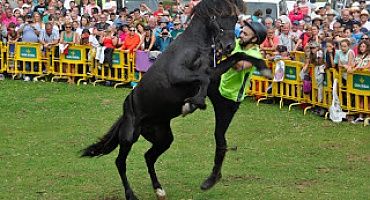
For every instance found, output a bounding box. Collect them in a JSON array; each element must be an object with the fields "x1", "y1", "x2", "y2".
[{"x1": 1, "y1": 80, "x2": 369, "y2": 200}]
